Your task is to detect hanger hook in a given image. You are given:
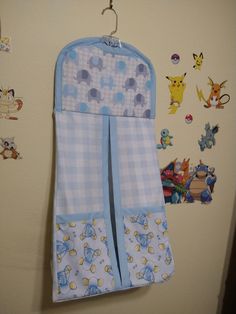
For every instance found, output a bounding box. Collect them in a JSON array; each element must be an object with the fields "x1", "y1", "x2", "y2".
[{"x1": 101, "y1": 1, "x2": 118, "y2": 36}]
